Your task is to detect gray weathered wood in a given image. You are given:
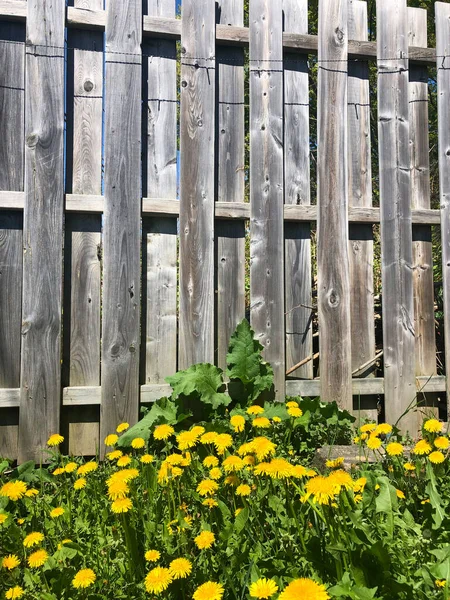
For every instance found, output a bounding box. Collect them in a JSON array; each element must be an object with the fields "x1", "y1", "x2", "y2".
[
  {"x1": 216, "y1": 0, "x2": 246, "y2": 371},
  {"x1": 317, "y1": 0, "x2": 352, "y2": 409},
  {"x1": 142, "y1": 0, "x2": 178, "y2": 385},
  {"x1": 283, "y1": 0, "x2": 313, "y2": 380},
  {"x1": 179, "y1": 0, "x2": 216, "y2": 368},
  {"x1": 18, "y1": 0, "x2": 65, "y2": 462},
  {"x1": 250, "y1": 0, "x2": 285, "y2": 398},
  {"x1": 101, "y1": 0, "x2": 142, "y2": 447},
  {"x1": 347, "y1": 1, "x2": 376, "y2": 381},
  {"x1": 436, "y1": 2, "x2": 450, "y2": 419},
  {"x1": 377, "y1": 0, "x2": 416, "y2": 434},
  {"x1": 408, "y1": 8, "x2": 436, "y2": 380}
]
